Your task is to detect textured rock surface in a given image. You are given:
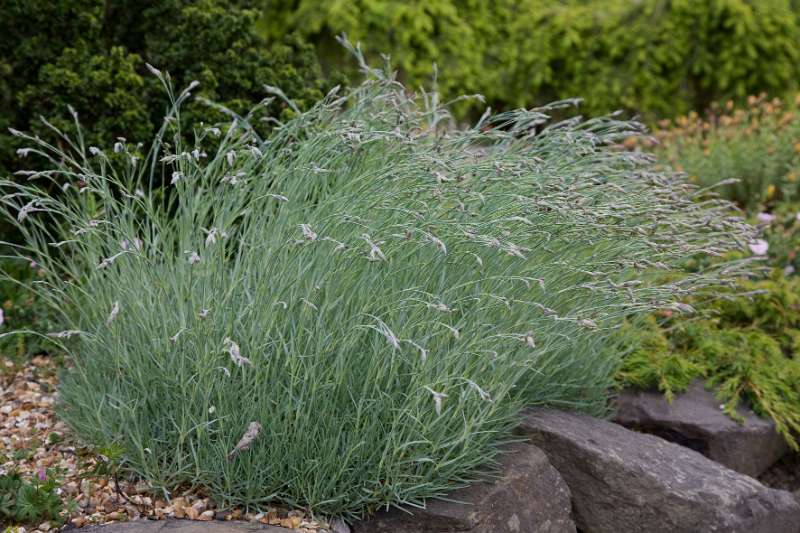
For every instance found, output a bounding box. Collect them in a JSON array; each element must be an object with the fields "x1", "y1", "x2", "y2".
[
  {"x1": 615, "y1": 380, "x2": 789, "y2": 476},
  {"x1": 79, "y1": 520, "x2": 286, "y2": 533},
  {"x1": 517, "y1": 408, "x2": 800, "y2": 533},
  {"x1": 352, "y1": 442, "x2": 576, "y2": 533}
]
